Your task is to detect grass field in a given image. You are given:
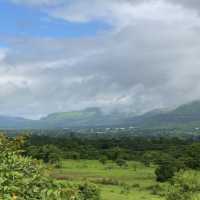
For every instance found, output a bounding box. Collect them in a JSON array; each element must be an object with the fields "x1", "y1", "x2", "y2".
[{"x1": 52, "y1": 160, "x2": 167, "y2": 200}]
